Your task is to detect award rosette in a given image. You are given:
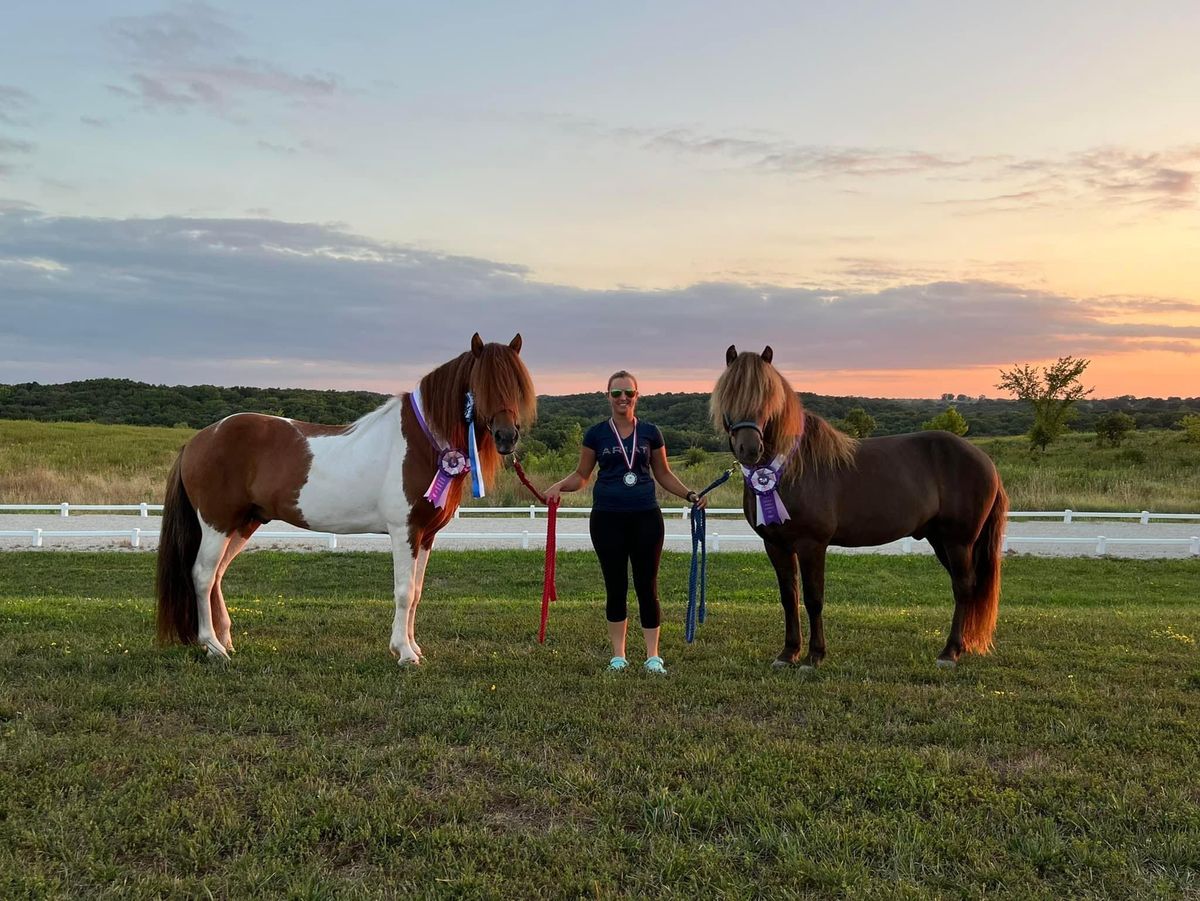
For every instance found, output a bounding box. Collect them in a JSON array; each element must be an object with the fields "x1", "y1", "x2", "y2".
[
  {"x1": 745, "y1": 462, "x2": 791, "y2": 526},
  {"x1": 425, "y1": 448, "x2": 471, "y2": 508}
]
